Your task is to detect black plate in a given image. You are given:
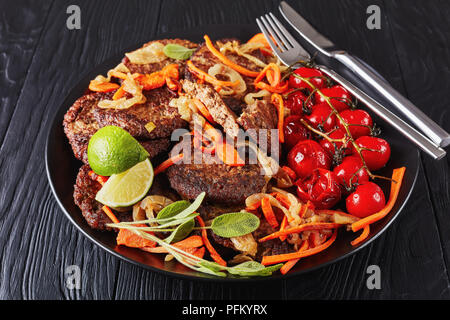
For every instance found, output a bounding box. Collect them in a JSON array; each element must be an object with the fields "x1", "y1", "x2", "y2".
[{"x1": 45, "y1": 24, "x2": 419, "y2": 282}]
